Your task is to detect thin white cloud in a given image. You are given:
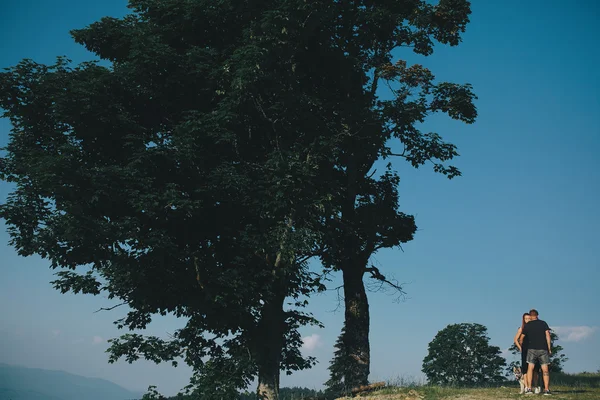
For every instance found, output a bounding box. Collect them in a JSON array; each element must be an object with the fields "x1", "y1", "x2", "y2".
[
  {"x1": 92, "y1": 335, "x2": 104, "y2": 345},
  {"x1": 51, "y1": 329, "x2": 61, "y2": 337},
  {"x1": 301, "y1": 334, "x2": 323, "y2": 353},
  {"x1": 552, "y1": 326, "x2": 598, "y2": 342}
]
